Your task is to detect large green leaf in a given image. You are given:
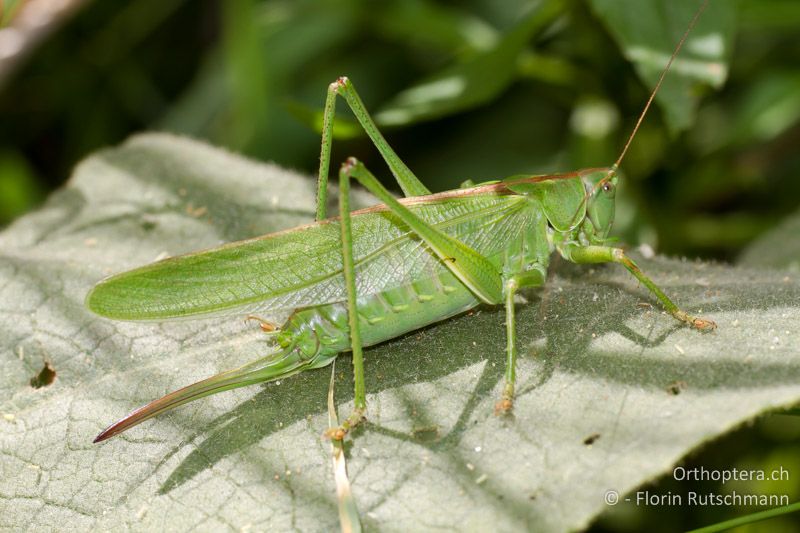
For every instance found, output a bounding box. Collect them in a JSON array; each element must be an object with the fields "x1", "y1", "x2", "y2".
[
  {"x1": 2, "y1": 134, "x2": 799, "y2": 531},
  {"x1": 373, "y1": 0, "x2": 564, "y2": 127},
  {"x1": 589, "y1": 0, "x2": 736, "y2": 133}
]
